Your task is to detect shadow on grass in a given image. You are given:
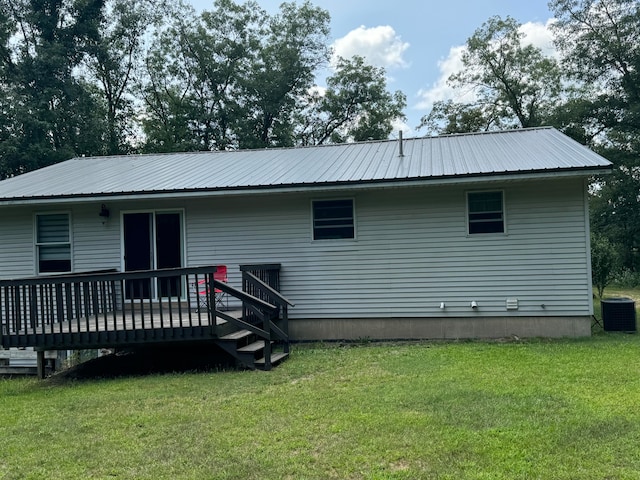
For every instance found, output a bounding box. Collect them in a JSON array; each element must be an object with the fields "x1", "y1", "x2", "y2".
[{"x1": 48, "y1": 344, "x2": 237, "y2": 383}]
